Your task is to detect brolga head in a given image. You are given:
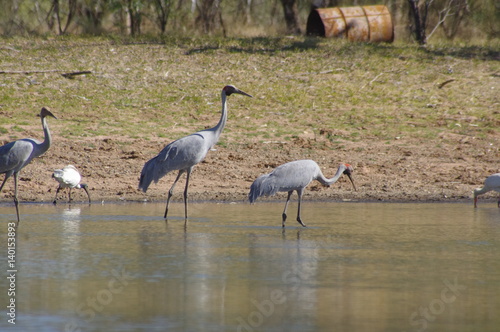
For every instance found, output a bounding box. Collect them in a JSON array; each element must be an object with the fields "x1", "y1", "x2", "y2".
[
  {"x1": 342, "y1": 163, "x2": 357, "y2": 191},
  {"x1": 222, "y1": 85, "x2": 253, "y2": 98},
  {"x1": 39, "y1": 107, "x2": 57, "y2": 120}
]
